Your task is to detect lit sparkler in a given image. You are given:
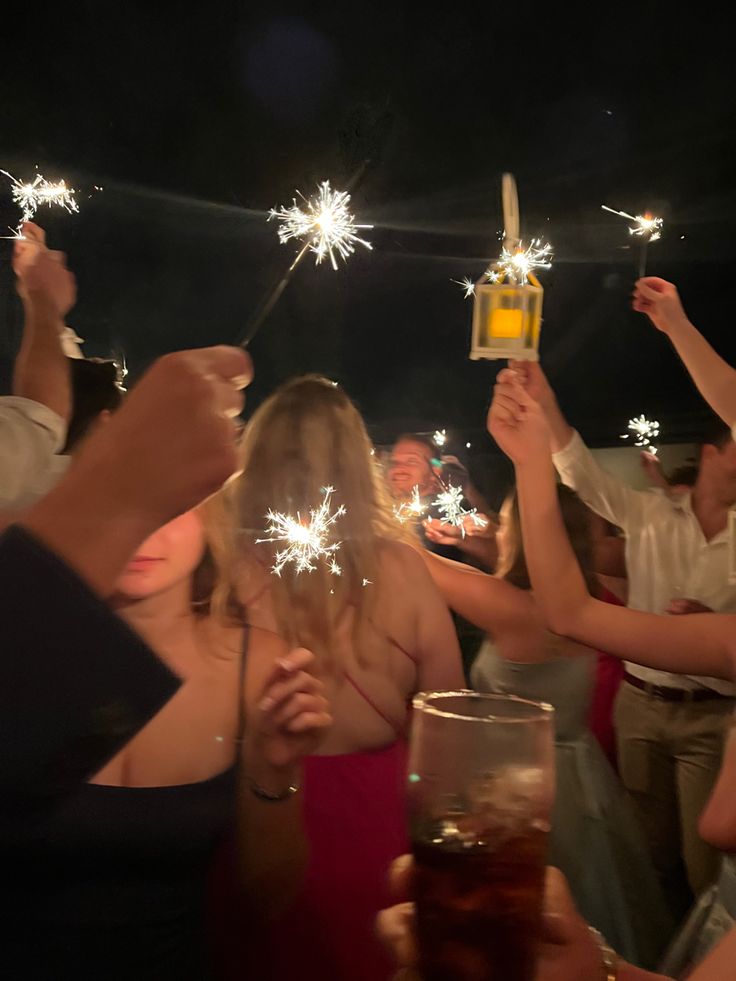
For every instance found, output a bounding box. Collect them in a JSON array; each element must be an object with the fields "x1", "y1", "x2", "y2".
[
  {"x1": 393, "y1": 485, "x2": 428, "y2": 524},
  {"x1": 452, "y1": 276, "x2": 476, "y2": 298},
  {"x1": 433, "y1": 429, "x2": 447, "y2": 447},
  {"x1": 497, "y1": 239, "x2": 553, "y2": 286},
  {"x1": 256, "y1": 486, "x2": 347, "y2": 576},
  {"x1": 454, "y1": 241, "x2": 552, "y2": 297},
  {"x1": 429, "y1": 482, "x2": 487, "y2": 537},
  {"x1": 621, "y1": 414, "x2": 660, "y2": 454},
  {"x1": 602, "y1": 204, "x2": 663, "y2": 276},
  {"x1": 268, "y1": 179, "x2": 373, "y2": 272},
  {"x1": 602, "y1": 205, "x2": 663, "y2": 242},
  {"x1": 2, "y1": 169, "x2": 79, "y2": 224}
]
